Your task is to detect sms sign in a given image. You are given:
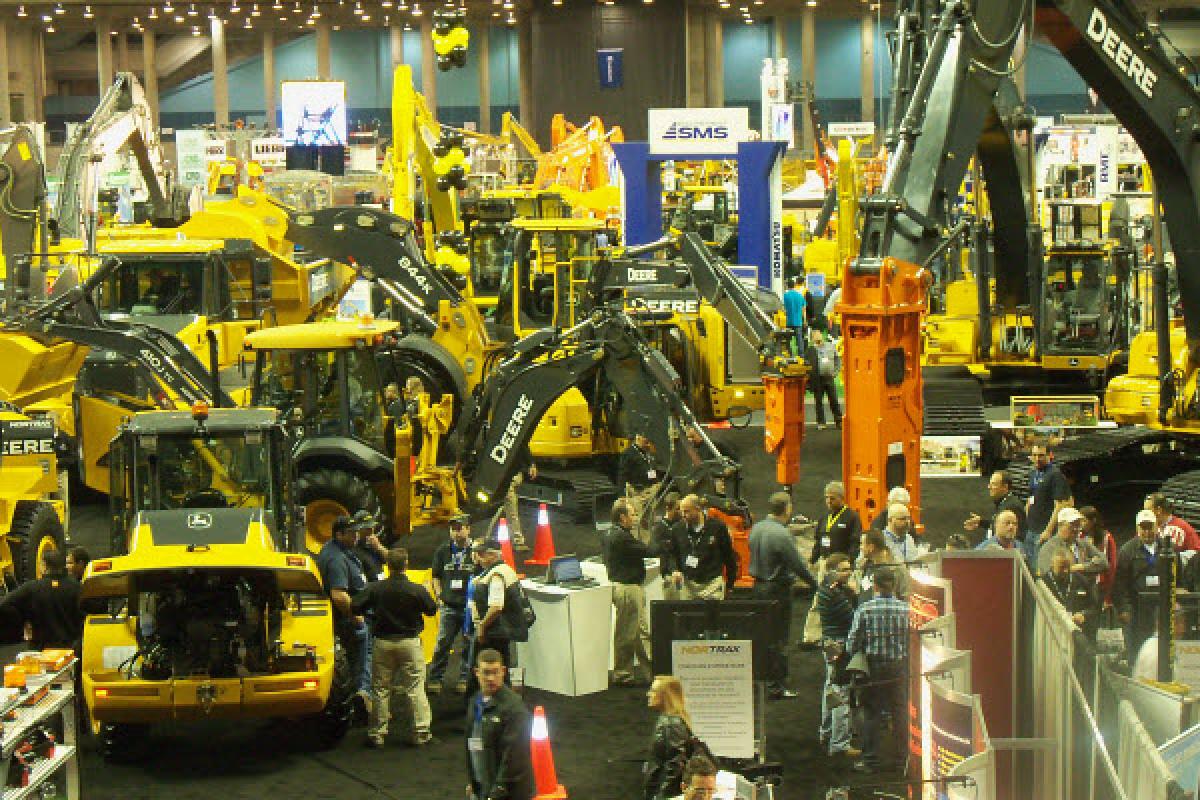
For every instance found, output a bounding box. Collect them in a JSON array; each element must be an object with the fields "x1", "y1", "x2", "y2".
[{"x1": 649, "y1": 108, "x2": 748, "y2": 156}]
